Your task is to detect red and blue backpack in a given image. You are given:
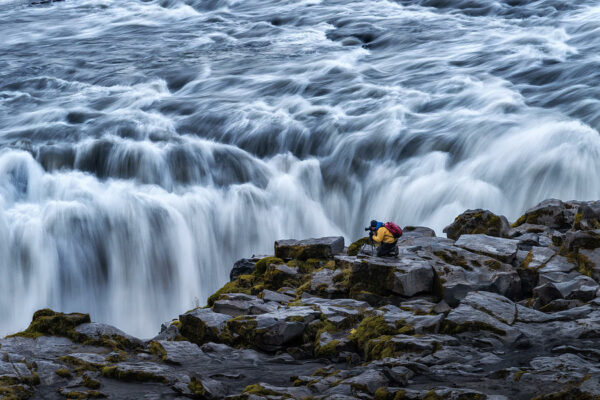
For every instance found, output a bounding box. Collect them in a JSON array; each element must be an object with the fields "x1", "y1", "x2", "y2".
[{"x1": 384, "y1": 222, "x2": 403, "y2": 238}]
